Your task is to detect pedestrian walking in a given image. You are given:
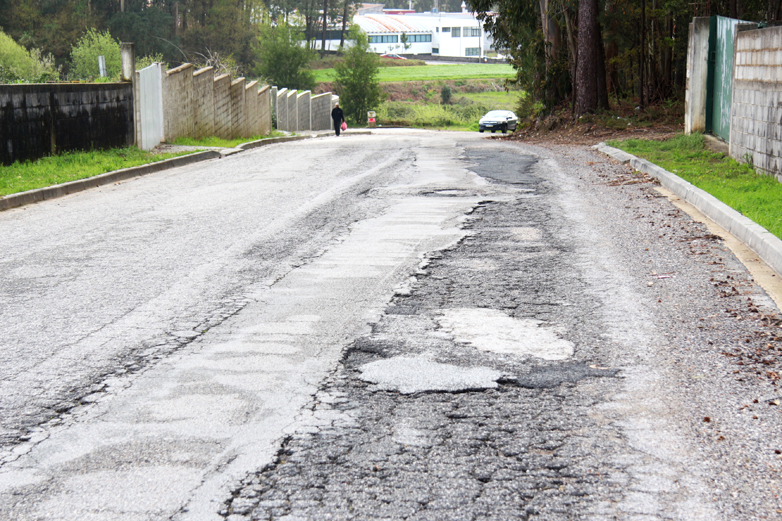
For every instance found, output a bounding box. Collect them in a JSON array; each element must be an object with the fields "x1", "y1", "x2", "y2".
[{"x1": 331, "y1": 103, "x2": 345, "y2": 137}]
